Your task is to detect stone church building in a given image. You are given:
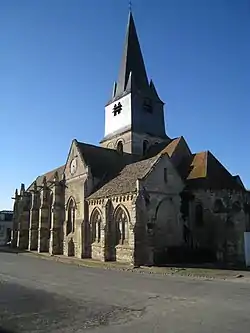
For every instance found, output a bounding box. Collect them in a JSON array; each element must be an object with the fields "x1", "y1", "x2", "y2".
[{"x1": 12, "y1": 13, "x2": 250, "y2": 266}]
